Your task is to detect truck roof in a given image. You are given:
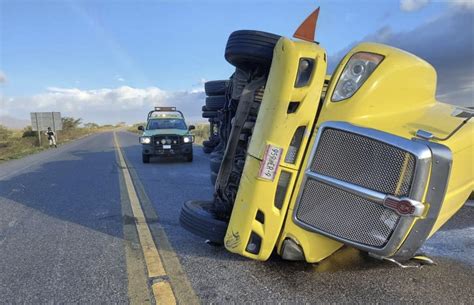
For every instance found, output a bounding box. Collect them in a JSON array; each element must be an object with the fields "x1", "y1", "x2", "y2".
[
  {"x1": 148, "y1": 112, "x2": 184, "y2": 119},
  {"x1": 147, "y1": 107, "x2": 184, "y2": 120}
]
